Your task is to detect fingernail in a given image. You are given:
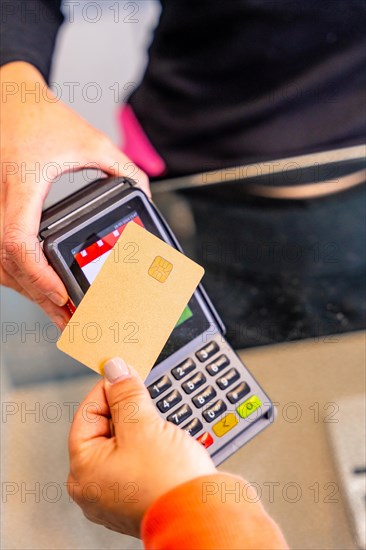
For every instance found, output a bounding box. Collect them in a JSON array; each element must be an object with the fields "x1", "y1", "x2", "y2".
[
  {"x1": 55, "y1": 316, "x2": 68, "y2": 330},
  {"x1": 104, "y1": 358, "x2": 130, "y2": 384},
  {"x1": 49, "y1": 292, "x2": 67, "y2": 307}
]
